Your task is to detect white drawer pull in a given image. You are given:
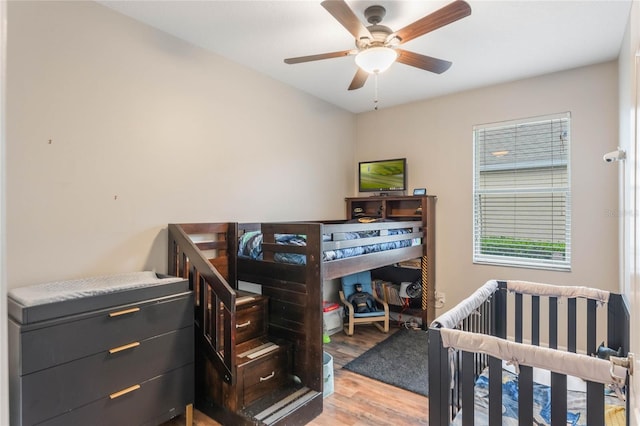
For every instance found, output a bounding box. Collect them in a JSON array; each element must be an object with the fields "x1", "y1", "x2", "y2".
[
  {"x1": 109, "y1": 384, "x2": 141, "y2": 399},
  {"x1": 108, "y1": 307, "x2": 140, "y2": 318},
  {"x1": 109, "y1": 341, "x2": 140, "y2": 354},
  {"x1": 236, "y1": 320, "x2": 251, "y2": 329},
  {"x1": 260, "y1": 371, "x2": 275, "y2": 382}
]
